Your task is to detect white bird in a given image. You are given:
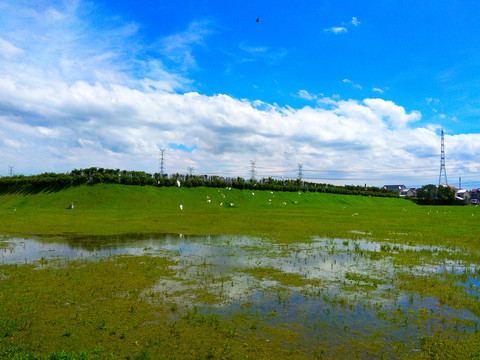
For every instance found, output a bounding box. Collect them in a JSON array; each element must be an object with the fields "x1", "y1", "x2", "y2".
[
  {"x1": 179, "y1": 205, "x2": 183, "y2": 210},
  {"x1": 352, "y1": 213, "x2": 359, "y2": 216},
  {"x1": 220, "y1": 202, "x2": 223, "y2": 206},
  {"x1": 176, "y1": 180, "x2": 181, "y2": 187},
  {"x1": 207, "y1": 199, "x2": 211, "y2": 203},
  {"x1": 230, "y1": 203, "x2": 234, "y2": 207},
  {"x1": 283, "y1": 202, "x2": 286, "y2": 205},
  {"x1": 252, "y1": 192, "x2": 255, "y2": 196}
]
